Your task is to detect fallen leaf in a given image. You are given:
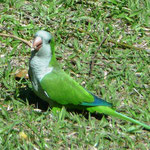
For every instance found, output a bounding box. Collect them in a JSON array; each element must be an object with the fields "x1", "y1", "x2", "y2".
[{"x1": 15, "y1": 69, "x2": 29, "y2": 79}]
